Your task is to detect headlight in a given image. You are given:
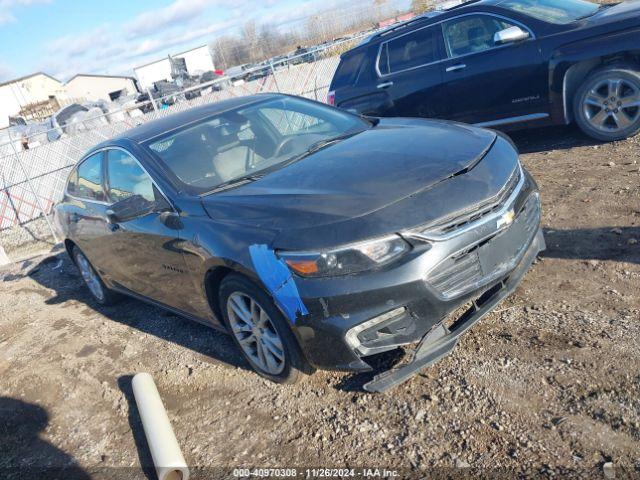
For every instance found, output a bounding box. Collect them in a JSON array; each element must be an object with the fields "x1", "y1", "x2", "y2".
[{"x1": 279, "y1": 235, "x2": 410, "y2": 278}]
